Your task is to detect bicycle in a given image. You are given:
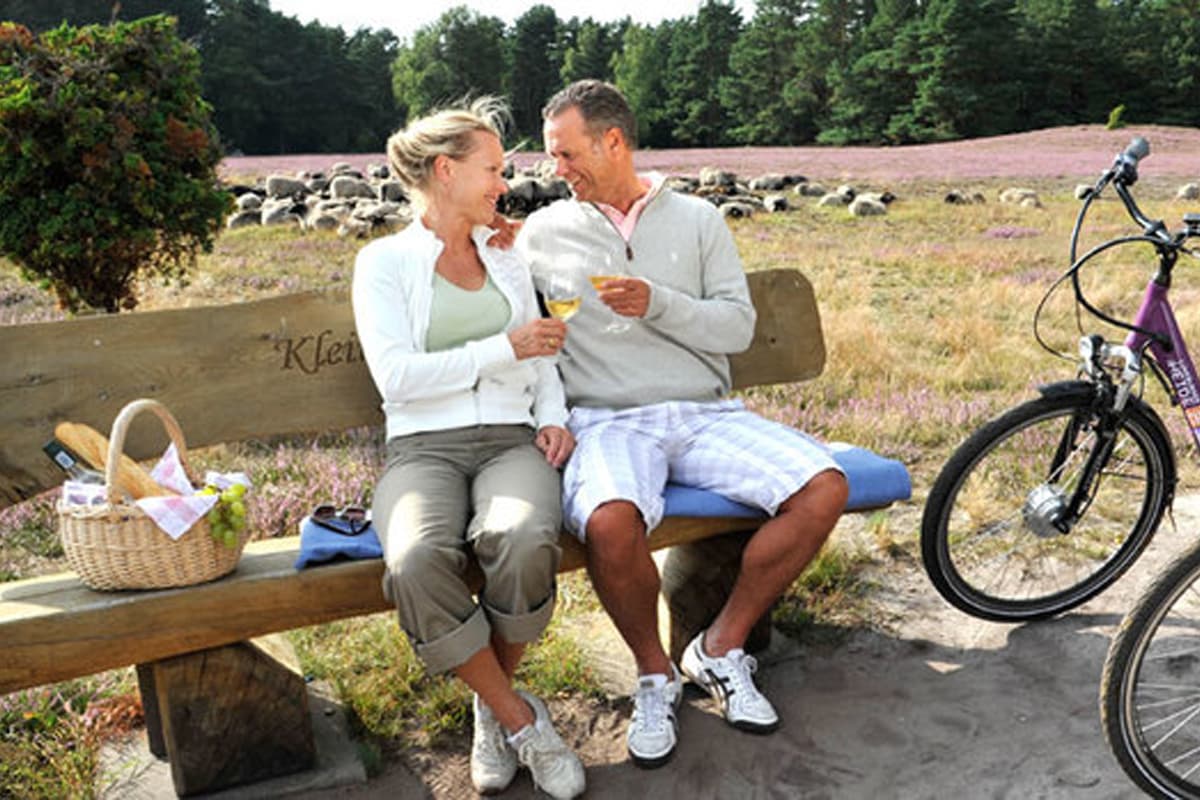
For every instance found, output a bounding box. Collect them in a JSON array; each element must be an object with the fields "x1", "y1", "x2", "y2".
[{"x1": 920, "y1": 137, "x2": 1200, "y2": 623}]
